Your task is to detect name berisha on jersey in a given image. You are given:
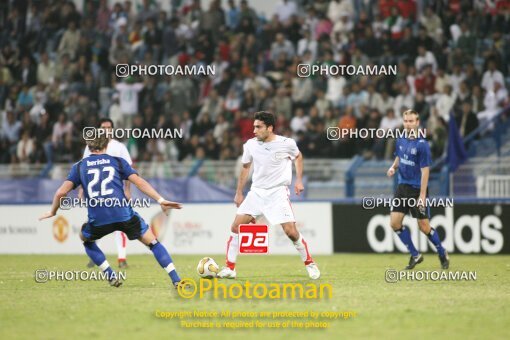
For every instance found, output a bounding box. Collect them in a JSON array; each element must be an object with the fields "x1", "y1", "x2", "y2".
[{"x1": 86, "y1": 159, "x2": 111, "y2": 166}]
